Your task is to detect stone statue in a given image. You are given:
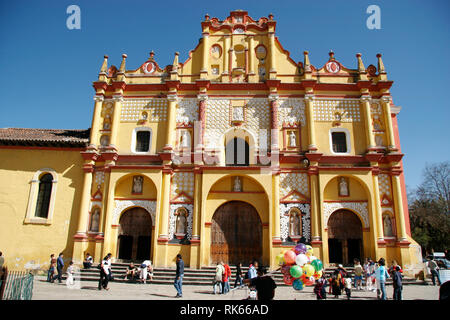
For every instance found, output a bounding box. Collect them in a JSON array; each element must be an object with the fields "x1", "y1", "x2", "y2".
[
  {"x1": 383, "y1": 215, "x2": 393, "y2": 237},
  {"x1": 90, "y1": 209, "x2": 100, "y2": 232},
  {"x1": 289, "y1": 213, "x2": 300, "y2": 236},
  {"x1": 339, "y1": 177, "x2": 349, "y2": 196},
  {"x1": 180, "y1": 130, "x2": 190, "y2": 148},
  {"x1": 289, "y1": 131, "x2": 296, "y2": 147},
  {"x1": 132, "y1": 176, "x2": 143, "y2": 194},
  {"x1": 233, "y1": 176, "x2": 242, "y2": 192},
  {"x1": 232, "y1": 107, "x2": 244, "y2": 122},
  {"x1": 176, "y1": 211, "x2": 187, "y2": 234}
]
